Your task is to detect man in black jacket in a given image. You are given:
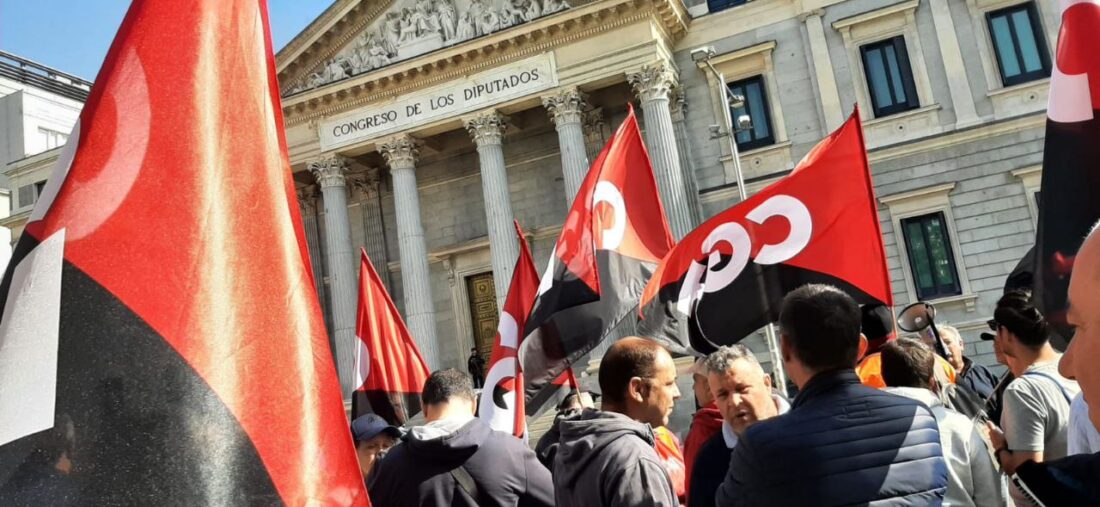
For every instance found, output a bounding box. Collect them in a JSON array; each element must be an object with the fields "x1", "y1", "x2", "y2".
[
  {"x1": 716, "y1": 284, "x2": 948, "y2": 506},
  {"x1": 368, "y1": 369, "x2": 554, "y2": 507}
]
